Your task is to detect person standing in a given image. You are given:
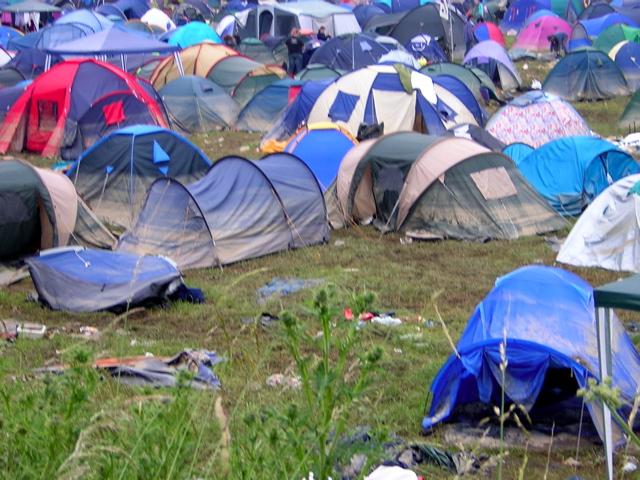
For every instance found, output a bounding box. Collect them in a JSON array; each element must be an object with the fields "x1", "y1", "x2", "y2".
[
  {"x1": 463, "y1": 14, "x2": 476, "y2": 55},
  {"x1": 285, "y1": 27, "x2": 304, "y2": 75}
]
